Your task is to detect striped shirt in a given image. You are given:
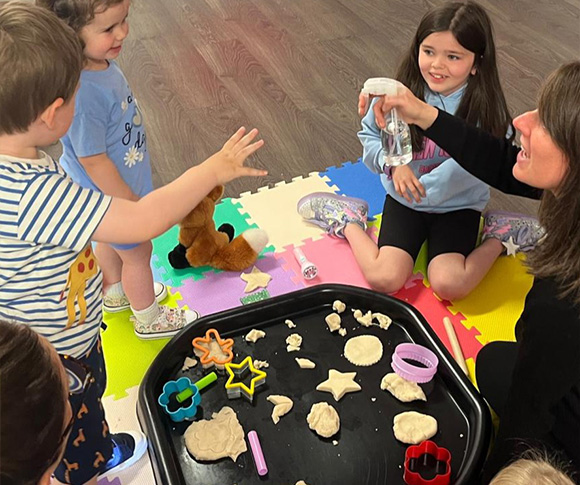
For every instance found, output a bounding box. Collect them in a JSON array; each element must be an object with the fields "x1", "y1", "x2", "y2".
[{"x1": 0, "y1": 152, "x2": 111, "y2": 357}]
